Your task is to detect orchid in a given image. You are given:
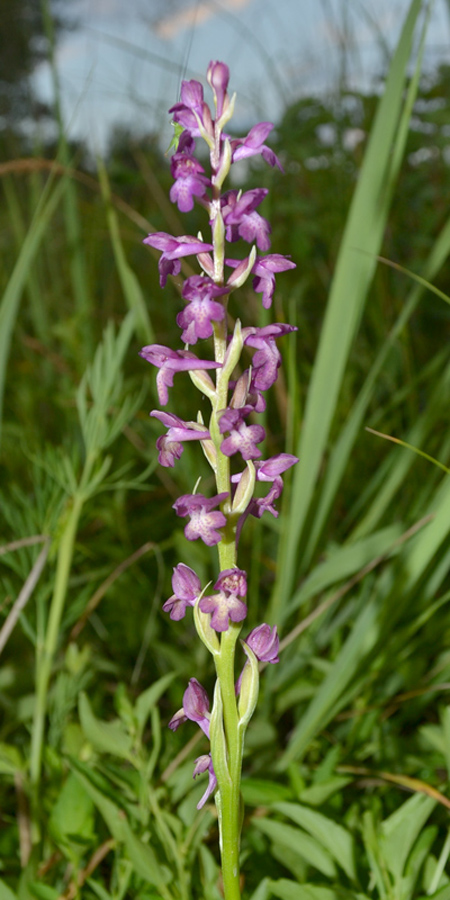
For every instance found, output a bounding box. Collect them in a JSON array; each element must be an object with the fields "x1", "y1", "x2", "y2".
[
  {"x1": 140, "y1": 61, "x2": 297, "y2": 900},
  {"x1": 173, "y1": 491, "x2": 228, "y2": 545},
  {"x1": 162, "y1": 563, "x2": 201, "y2": 620},
  {"x1": 143, "y1": 232, "x2": 214, "y2": 287},
  {"x1": 139, "y1": 344, "x2": 220, "y2": 405},
  {"x1": 177, "y1": 275, "x2": 228, "y2": 344}
]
